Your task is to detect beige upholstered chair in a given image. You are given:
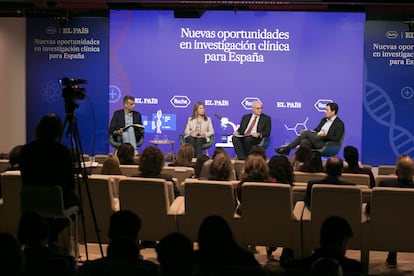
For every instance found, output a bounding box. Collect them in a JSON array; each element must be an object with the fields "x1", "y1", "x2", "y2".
[
  {"x1": 177, "y1": 179, "x2": 242, "y2": 245},
  {"x1": 374, "y1": 175, "x2": 399, "y2": 187},
  {"x1": 20, "y1": 185, "x2": 79, "y2": 259},
  {"x1": 93, "y1": 154, "x2": 110, "y2": 164},
  {"x1": 241, "y1": 183, "x2": 304, "y2": 258},
  {"x1": 161, "y1": 166, "x2": 194, "y2": 194},
  {"x1": 340, "y1": 173, "x2": 370, "y2": 187},
  {"x1": 118, "y1": 177, "x2": 182, "y2": 241},
  {"x1": 232, "y1": 160, "x2": 245, "y2": 180},
  {"x1": 119, "y1": 164, "x2": 139, "y2": 176},
  {"x1": 293, "y1": 171, "x2": 325, "y2": 183},
  {"x1": 0, "y1": 159, "x2": 9, "y2": 172},
  {"x1": 377, "y1": 165, "x2": 396, "y2": 175},
  {"x1": 301, "y1": 184, "x2": 368, "y2": 260},
  {"x1": 77, "y1": 174, "x2": 124, "y2": 244},
  {"x1": 364, "y1": 187, "x2": 414, "y2": 269},
  {"x1": 0, "y1": 170, "x2": 22, "y2": 234}
]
